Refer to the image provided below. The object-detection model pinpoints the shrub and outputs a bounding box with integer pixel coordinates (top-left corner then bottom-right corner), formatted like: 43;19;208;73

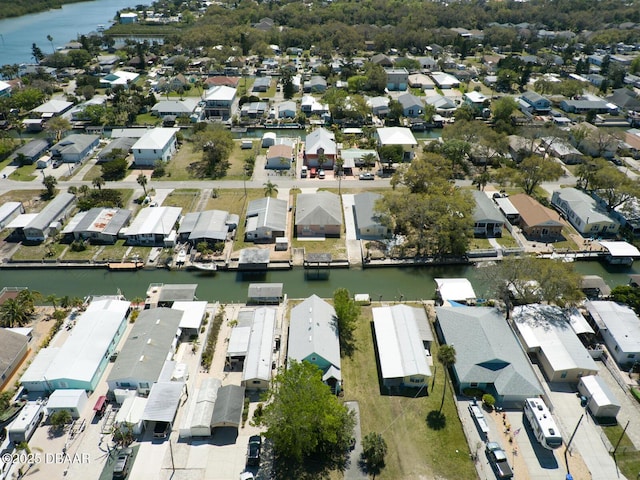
482;394;496;409
631;387;640;404
242;397;250;427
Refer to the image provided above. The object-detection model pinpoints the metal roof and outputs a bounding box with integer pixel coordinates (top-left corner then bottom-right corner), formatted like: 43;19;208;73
189;378;221;430
126;206;182;237
472;190;505;223
584;301;640;353
46;389;86;411
436;307;543;398
71;208;132;236
141;381;185;422
353;192;383;230
10;138;49;160
295;192;342;226
98;137;137;159
246;197;288;234
210;385;245;428
376;127;417;146
552;188;614;226
248;283;283;299
228;327;252;357
158;284;198;303
172;301;207;331
51;134;99;155
0;329;29;379
305;127;336;156
25;192;75;232
179;210;229;241
435;278;476;303
579;375;620;409
132;128;179;151
243;307;276;384
373;305;431;380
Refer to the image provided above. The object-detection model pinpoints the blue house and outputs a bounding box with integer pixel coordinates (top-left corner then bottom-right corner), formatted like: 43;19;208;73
398;93;424;118
50;134;100;163
520;90;551;113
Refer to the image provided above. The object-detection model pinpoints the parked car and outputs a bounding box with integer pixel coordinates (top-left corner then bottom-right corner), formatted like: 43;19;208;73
52;159;62;169
153;421;170;439
359;172;375;180
113;448;133;478
318;169;325;179
247;435;262;466
485;442;513;479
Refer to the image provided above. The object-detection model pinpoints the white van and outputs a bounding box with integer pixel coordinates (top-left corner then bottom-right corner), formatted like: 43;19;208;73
300;166;308;178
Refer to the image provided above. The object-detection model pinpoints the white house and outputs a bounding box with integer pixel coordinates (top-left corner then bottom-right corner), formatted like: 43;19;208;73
551;188;619;236
585;301;640;367
124;206;182;246
132;127;180;166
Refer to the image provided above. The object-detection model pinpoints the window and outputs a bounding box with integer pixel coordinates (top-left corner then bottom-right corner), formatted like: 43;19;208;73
252;380;261;384
140;382;149;389
628;354;636;359
560;372;567;379
470;382;478;388
615;345;620;352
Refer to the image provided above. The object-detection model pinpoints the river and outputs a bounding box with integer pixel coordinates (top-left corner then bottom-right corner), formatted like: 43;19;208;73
0;0;144;67
1;261;637;303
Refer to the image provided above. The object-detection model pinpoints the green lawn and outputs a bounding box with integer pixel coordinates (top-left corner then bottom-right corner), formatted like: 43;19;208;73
12;242;65;261
237;78;255;97
162;141;200;181
341;305;478;480
60;244;102;261
82;163;104;182
163;189;201;212
9;163;38;181
127;246;152;262
602;424;640;479
98;239;131;263
469;238;492;250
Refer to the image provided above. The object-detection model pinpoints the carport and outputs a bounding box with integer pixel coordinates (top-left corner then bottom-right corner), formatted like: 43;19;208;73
210;385;245;429
141;381;185;430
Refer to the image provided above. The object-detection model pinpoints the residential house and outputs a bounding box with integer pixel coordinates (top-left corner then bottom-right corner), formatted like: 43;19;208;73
520;90;552;113
541;137;585;164
203;85;236;120
398;93;424;118
551;188;619;236
99;70;139;87
371;54;393;67
584;301;640;367
509;193;564;240
244;197;288;242
425;94;457;115
368;96;390;117
0;329;29;390
21;298;130;392
512;304;599;382
303;76;327;94
21;192;76;242
375;127;418;161
51;134;100;163
151;99;199;118
8;139;50;165
463;91;489;114
252;76;272;93
435;307;543;408
571;122;618;159
408;74;435;90
0;202;24;229
62;208;132;244
304;127;337;168
340;148;378;168
132;127;179;166
385;68;409;91
277;101;297;119
265;144;293;170
0;80;12;97
178;210;233;246
416;56;437;71
373;305;432;390
31;99;73;119
606;88;640;113
288;295;341;393
97;137;136;162
610;196;640;236
240;101;268;119
472;191;505;237
560;98;618;115
119;12;138;23
240;308;277;391
353;192;388;239
300;95;330;119
430;72;460;89
247;283;283;305
107;308;182;394
295;192;342;238
203;76;240;89
124;206;182;246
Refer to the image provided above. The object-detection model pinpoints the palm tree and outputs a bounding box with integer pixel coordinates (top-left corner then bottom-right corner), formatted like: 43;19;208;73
361;152;377;172
0;299;31;328
263;180;278;198
79;185;90;197
92;176;105;191
43;175;57;197
46;35;54;54
46;294;59;311
137;172;148;196
17;289;41;313
437;344;457;413
60;296;71;309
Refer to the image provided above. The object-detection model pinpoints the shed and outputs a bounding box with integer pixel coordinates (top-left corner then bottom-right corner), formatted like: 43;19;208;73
183;377;221;437
261;132;276;148
114;396;147;435
210;385;245;429
238;248;270;270
578;375;621;418
46;389;88;419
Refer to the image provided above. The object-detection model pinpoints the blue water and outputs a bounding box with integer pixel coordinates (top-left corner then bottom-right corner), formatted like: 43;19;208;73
0;0;144;66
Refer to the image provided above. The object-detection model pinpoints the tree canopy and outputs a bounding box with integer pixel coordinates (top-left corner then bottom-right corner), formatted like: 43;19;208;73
332;288;360;357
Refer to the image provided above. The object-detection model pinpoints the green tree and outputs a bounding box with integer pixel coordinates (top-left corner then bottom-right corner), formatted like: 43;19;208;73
137;172;148;196
49;410;72;431
43;175;57;197
591;166;639;211
332;288;360;357
92;176;105;191
101;157;128;181
491;96;518;124
258;360;355;464
0;298;32;328
192;124;235;178
361;432;388;478
505;156;564;195
32;43;44;63
46;294;59;311
45;116;71;143
610;285;640;314
441;139;471;178
263;180;278;198
437;344;457;412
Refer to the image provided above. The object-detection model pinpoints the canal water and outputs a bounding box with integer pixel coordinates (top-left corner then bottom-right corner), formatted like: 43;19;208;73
0;0;143;66
1;260;637;303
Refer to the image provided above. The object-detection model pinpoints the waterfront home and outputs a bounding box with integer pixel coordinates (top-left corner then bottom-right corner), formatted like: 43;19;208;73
146;284;198;308
472;190;505;237
463;91;489;114
353;192;388;239
247;283;284;305
0;80;11;97
172;301;208;339
384;68;409;91
31;99;73;119
300;95;330;118
509;193;564;240
398;93;424;118
132;127;179;166
585;300;640;368
0;328;29;390
21;192;76;242
151;99;199;118
295;192;342;238
512;304;599;382
178;209;233;246
373;305;432;390
51;134;100;163
238;307;276;390
304;127;337;168
252;76;272;93
375;127;418;161
0;202;24;229
107;307;182;395
368;96;390;117
551;188;619;236
124;206;182;246
119;12;138;23
425;94;457;115
21;298;130;392
435;307;544;408
277;101;297;119
8;138;49;165
99;70;139;87
245;197;288;242
240;101;269;119
203;85;236;120
61;207;132;244
289;295;341;393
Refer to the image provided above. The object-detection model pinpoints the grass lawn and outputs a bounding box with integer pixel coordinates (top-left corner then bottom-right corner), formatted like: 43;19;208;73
136;112;162;126
162;141;200;181
237;78;255;97
341;305;478;480
497;231;519;248
128;246;153;262
0;190;46;210
226;141;257;180
60;244;102;261
9;163;38;181
12;242;66;261
602;424;640;479
290;237;347;258
98;239;131;262
226;190;273;251
469;237;492;250
205;189;258;215
163;189;201;212
82;163;103;182
551;226;581;251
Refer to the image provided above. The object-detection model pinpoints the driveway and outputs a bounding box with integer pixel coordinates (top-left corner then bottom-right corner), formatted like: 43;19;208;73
344;401;367;480
341;194;362;266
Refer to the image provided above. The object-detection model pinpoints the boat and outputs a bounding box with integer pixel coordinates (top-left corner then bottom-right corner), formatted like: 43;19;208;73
176;250;187;264
191;262;217;272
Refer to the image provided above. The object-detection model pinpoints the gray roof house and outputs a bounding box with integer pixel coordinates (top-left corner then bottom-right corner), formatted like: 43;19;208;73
97;137;137;162
22;192;76;242
436;306;543;408
50;134;100;163
62;207;132;244
295;192;342;238
551;188;619;236
178;210;232;245
584;301;640;367
512;304;599;383
303;76;327;93
245;197;288;243
353;192;388;239
151;99;199;118
124;206;182;246
278;100;297;119
0;329;29;390
106;308;182;394
289;295;341;393
520;90;551;113
368;96;390;117
398;93;424;118
472;190;505;237
252;76;272;92
0;202;25;229
9;139;50;165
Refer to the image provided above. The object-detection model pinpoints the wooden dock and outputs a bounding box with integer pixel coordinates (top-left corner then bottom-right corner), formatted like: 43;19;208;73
108;262;143;271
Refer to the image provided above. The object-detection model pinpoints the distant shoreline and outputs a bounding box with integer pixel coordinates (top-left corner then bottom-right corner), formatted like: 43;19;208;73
0;0;89;21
